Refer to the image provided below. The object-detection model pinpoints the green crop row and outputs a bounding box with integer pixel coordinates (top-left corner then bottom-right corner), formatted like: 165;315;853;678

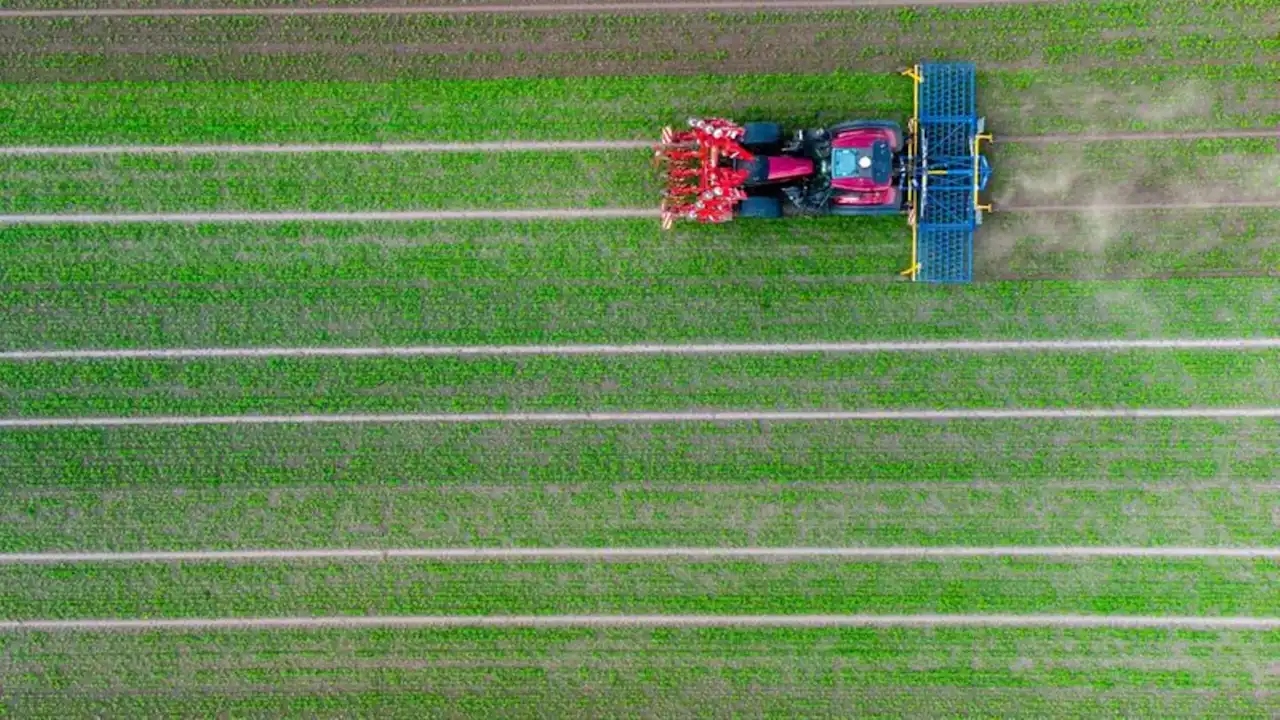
0;209;1273;297
5;469;1278;552
2;418;1275;491
1;212;1273;290
0;150;657;213
4;557;1276;619
0;72;909;144
8;686;1267;719
989;63;1279;135
3;0;1278;84
3;626;1273;716
2;349;1277;417
14;0;1279;38
0;217;907;286
8;29;1270;82
1;64;1276;145
2;275;1276;349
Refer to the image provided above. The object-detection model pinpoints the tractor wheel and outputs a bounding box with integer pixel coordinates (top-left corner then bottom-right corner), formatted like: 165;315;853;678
741;122;783;151
737;195;783;219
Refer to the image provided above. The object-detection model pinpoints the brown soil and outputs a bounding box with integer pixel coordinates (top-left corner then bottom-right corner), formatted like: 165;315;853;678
0;0;1114;15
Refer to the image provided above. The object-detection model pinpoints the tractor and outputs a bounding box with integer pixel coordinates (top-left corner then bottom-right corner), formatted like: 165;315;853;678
654;63;993;283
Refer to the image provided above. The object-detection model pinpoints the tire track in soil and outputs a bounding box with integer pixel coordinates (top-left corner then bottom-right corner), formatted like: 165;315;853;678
0;199;1276;225
3;614;1278;632
0;1;1107;20
998;129;1280;144
4;338;1280;362
2;546;1277;565
2;408;1279;428
981;269;1280;282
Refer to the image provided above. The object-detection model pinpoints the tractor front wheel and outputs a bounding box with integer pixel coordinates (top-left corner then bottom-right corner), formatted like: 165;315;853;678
741;122;783;152
737;195;783;219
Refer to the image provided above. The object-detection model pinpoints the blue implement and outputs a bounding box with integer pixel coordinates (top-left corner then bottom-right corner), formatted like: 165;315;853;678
905;62;993;284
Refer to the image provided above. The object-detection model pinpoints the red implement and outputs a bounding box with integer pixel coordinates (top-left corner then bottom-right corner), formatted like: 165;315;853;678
657;118;754;228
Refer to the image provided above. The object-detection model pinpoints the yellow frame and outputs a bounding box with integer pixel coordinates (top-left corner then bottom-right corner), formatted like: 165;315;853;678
899;64;922;281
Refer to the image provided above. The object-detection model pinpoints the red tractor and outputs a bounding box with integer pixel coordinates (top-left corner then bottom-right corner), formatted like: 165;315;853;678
655;117;909;227
655;64;994;284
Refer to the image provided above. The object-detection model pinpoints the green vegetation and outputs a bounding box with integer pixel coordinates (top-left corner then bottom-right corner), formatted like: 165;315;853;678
0;150;657;213
6;210;1273;298
2;418;1275;491
4;627;1274;716
0;1;1277;712
2;0;1278;85
0;217;908;286
5;468;1278;552
3;275;1276;348
3;557;1275;618
1;63;1276;146
2;350;1277;416
0;73;910;144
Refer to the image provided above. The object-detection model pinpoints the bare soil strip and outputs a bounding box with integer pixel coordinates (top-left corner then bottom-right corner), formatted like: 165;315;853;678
0;1;1098;20
4;338;1279;362
2;614;1277;632
2;546;1276;565
1004;200;1280;213
1;200;1276;225
999;129;1280;144
0;209;659;224
0;141;657;156
0;130;1272;156
2;408;1278;428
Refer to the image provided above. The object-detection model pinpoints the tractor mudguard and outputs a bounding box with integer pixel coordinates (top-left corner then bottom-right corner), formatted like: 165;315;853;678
828;205;905;217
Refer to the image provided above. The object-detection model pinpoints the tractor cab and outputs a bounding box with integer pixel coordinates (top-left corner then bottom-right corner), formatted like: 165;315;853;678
830;143;893;190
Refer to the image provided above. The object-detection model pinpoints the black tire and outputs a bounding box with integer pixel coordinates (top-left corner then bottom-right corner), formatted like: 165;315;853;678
741;122;783;150
737;195;783;219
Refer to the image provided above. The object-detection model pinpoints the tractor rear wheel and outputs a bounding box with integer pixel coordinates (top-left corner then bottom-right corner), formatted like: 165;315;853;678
737;195;783;219
741;122;783;151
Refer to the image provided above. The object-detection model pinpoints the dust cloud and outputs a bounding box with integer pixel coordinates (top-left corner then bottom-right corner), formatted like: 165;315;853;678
982;76;1279;281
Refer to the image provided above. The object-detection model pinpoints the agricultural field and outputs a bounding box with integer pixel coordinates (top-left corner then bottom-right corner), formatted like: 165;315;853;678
0;0;1278;716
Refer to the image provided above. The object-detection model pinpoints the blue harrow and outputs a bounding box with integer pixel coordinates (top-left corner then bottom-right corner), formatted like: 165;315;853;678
901;62;993;284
